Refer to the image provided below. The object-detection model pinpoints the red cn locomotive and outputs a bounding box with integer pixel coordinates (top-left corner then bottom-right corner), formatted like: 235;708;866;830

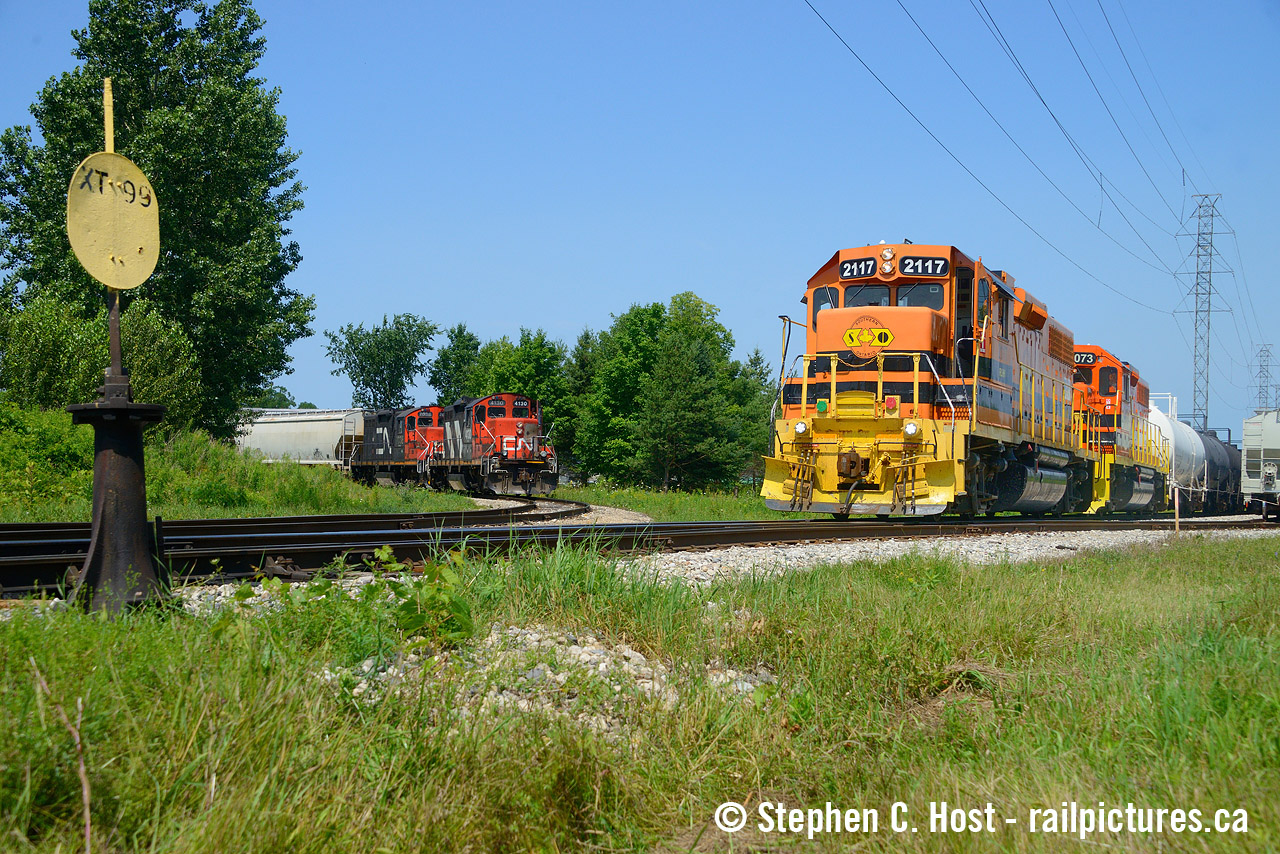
349;393;558;496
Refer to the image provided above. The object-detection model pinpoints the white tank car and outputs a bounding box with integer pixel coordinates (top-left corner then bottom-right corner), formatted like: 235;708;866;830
1149;406;1207;489
236;409;364;465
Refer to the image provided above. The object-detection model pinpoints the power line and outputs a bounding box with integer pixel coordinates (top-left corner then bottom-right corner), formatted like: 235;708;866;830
1094;0;1199;194
1113;0;1215;189
799;0;1174;315
1216;213;1264;346
892;0;1175;276
968;0;1180;241
1045;0;1182;224
1064;0;1183;185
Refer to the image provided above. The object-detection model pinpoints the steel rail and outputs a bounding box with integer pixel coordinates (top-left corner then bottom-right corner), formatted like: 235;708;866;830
0;498;589;556
0;512;1267;599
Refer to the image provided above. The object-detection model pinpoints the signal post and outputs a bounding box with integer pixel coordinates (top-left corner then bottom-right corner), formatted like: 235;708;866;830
65;79;166;613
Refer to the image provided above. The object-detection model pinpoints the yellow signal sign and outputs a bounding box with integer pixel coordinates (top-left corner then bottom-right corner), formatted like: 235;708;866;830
66;151;160;290
843;326;894;349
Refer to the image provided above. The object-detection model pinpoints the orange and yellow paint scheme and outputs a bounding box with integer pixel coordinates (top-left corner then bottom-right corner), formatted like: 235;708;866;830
761;243;1166;517
1071;345;1168;512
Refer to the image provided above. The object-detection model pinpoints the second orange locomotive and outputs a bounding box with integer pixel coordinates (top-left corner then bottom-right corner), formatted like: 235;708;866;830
761;242;1168;517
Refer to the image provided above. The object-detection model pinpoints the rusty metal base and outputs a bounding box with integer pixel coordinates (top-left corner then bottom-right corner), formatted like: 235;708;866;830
67;383;165;614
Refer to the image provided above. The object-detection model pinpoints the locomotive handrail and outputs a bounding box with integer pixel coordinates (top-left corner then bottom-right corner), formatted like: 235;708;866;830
920;353;957;432
1015;364;1072;448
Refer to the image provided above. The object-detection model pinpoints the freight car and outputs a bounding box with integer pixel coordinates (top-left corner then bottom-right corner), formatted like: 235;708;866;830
348;393;558;496
1242;409;1280;521
1148;394;1243;515
235;408;364;465
760;242;1169;517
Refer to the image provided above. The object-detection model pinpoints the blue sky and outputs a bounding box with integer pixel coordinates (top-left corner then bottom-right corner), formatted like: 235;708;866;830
3;0;1277;435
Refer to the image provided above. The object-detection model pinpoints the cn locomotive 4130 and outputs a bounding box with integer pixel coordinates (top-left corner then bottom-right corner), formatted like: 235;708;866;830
761;242;1240;518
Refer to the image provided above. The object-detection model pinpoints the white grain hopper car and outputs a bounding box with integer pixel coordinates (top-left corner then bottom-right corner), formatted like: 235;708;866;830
1242;409;1280;521
235;409;363;466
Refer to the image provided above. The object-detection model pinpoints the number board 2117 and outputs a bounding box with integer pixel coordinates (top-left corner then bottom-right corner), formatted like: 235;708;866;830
899;257;949;276
839;258;876;279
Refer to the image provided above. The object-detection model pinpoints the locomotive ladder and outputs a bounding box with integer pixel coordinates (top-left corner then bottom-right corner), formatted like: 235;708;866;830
788;448;819;511
891;454;929;514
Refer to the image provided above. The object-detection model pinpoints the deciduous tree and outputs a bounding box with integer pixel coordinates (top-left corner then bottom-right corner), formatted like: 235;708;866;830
324;313;438;409
0;294;202;432
0;0;314;435
428;323;481;407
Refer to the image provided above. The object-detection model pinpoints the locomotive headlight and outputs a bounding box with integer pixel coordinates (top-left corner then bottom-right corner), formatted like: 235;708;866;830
881;247;894;260
903;421;921;438
881;261;893;274
794;421;808;436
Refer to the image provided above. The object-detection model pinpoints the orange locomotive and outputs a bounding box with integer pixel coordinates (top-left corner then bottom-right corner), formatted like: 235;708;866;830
1071;346;1166;512
761;243;1168;517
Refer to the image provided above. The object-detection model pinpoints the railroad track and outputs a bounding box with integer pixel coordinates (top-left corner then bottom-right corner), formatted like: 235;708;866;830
0;497;589;596
0;503;1268;599
0;507;1264;601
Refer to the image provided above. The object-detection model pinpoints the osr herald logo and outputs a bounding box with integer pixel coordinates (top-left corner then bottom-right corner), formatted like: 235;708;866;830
843;315;894;359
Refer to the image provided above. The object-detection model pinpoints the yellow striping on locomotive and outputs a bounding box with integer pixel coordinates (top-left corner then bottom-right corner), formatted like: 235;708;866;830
762;243;1170;518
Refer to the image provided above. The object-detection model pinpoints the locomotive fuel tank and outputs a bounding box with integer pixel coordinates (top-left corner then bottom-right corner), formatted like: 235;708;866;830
992;464;1069;513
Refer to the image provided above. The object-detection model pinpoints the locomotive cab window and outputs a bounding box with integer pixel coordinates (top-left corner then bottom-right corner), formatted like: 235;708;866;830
953;267;974;378
474;405;486;424
1099;366;1118;396
512;402;530;418
488;404;506;419
407;415;417;433
896;283;944;309
1074;366;1093;386
843;285;890;308
812;286;838;329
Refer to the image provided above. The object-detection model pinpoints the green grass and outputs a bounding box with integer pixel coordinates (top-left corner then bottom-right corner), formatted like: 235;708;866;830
3;533;1277;851
557;483;826;522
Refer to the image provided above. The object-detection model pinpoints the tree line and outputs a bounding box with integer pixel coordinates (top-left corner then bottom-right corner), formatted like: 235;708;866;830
0;0;775;491
0;0;310;437
324;292;776;490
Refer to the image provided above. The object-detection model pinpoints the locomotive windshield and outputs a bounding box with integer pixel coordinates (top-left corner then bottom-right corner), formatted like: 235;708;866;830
1074;366;1093;386
844;285;890;307
896;283;945;309
513;402;530;418
488;403;506;418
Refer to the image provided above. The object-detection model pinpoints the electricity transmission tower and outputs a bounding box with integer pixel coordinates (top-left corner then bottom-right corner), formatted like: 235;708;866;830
1187;194;1223;432
1260;344;1275;412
